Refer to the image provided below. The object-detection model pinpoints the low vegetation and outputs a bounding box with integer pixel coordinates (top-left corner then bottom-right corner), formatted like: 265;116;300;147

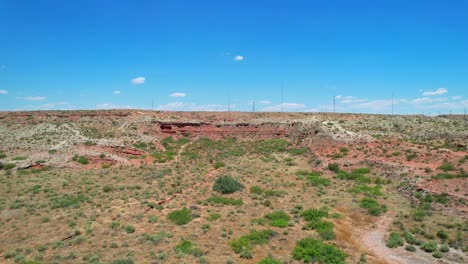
167;208;192;225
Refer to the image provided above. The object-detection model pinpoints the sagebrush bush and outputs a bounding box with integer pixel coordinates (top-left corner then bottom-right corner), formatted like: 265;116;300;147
359;197;387;216
264;211;291;228
328;163;340;173
206;196;243;206
292;237;346;263
175;239;203;257
213;176;244;194
386;232;404;248
258;257;282;264
167;207;192;225
230;229;274;255
421;242;438;253
213;161;225;169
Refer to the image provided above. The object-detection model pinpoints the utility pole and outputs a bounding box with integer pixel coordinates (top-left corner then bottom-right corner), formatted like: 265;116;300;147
464;105;466;121
151;99;154;110
252;101;255;113
333;95;336;113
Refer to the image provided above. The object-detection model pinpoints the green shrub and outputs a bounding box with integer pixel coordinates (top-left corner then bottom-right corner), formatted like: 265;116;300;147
306;172;331;187
439;244;449;252
431;172;467;179
167;207;192;225
13;156;27;160
50;194;88;209
305;220;335;240
72;155;89;165
437;163;455;172
433;193;450;205
0;152;6;159
250;186;263;194
292;237;346;263
206;196;243;206
437;230;448;240
175;239;203;257
3;251;16;259
300;207;335;240
214;161;225;169
432;251;443;258
421;242;438;253
359;198;387;216
142;231;171;244
148;215;158;223
328;163;340;173
125;225;135;233
258;257;282;264
207;213;221;222
386;232;404;248
300;207;329;222
213;176;244;194
352;168;371;174
102;185;113;192
348;185;383;197
403;231;417;245
413;203;432;221
230;229;274;255
405;245;416;252
289;148;307;155
406;153;417;161
3;163;16;170
264;211;291;228
239;250;253;259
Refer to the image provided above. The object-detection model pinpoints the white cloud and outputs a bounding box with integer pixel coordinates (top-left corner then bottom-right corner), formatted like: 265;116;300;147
337;96;368;104
260;100;271;104
262;102;306;112
451;96;462;100
234;55;244;61
349;99;394;110
318;95;397;113
422;88;447;96
0;90;8;94
18;102;73;111
37;102;71;110
156;102;230;111
96;103;134;109
410;97;447;105
170;92;186;98
131;77;145;84
17;96;47;101
113;90;121;94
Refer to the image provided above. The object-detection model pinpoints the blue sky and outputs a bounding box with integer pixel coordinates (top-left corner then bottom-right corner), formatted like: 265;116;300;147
0;0;467;114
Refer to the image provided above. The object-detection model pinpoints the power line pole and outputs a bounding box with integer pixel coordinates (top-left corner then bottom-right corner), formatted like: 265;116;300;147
464;105;466;121
333;95;336;113
252;101;255;112
151;99;154;110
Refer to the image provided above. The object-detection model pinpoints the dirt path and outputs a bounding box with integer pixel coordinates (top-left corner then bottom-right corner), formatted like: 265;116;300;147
361;212;433;264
